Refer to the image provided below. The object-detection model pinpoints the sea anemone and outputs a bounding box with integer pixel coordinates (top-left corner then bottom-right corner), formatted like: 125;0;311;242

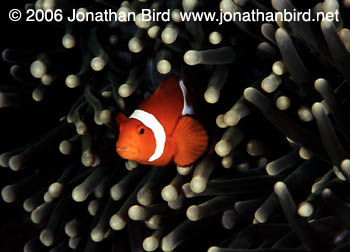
1;0;350;251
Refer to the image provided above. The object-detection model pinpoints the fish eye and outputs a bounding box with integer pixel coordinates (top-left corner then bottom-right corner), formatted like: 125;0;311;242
139;128;145;135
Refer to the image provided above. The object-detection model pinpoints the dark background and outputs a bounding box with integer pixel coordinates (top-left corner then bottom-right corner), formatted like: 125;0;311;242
0;2;66;251
1;1;349;251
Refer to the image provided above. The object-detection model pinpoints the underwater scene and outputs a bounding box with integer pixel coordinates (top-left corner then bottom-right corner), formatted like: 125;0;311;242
1;0;350;251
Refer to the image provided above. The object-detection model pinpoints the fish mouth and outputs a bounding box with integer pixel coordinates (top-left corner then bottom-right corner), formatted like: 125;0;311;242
116;145;137;160
116;145;136;154
116;146;130;152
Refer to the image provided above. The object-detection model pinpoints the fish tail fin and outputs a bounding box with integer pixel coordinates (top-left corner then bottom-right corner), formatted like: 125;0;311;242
173;116;208;167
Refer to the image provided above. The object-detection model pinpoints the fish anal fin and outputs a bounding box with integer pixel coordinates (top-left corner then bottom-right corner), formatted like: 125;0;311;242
115;112;128;126
173;116;208;167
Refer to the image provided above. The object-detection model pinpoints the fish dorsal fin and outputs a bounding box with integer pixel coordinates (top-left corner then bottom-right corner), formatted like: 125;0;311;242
152;75;194;116
173;116;208;167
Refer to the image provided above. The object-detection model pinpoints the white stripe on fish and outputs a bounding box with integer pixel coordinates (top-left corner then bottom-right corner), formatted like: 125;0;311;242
129;109;166;162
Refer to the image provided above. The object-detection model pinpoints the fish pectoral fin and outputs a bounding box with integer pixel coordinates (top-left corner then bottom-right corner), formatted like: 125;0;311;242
173;116;208;167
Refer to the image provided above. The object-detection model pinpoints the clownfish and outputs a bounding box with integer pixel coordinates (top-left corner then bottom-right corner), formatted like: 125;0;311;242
115;75;208;167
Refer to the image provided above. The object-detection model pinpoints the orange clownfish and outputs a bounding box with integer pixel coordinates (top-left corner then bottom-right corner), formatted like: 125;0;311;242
115;75;208;167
